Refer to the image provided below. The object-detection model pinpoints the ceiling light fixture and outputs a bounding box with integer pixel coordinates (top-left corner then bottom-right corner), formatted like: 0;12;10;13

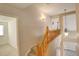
64;9;68;36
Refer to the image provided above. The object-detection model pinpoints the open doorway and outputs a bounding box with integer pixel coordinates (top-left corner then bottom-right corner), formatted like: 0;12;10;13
0;15;18;56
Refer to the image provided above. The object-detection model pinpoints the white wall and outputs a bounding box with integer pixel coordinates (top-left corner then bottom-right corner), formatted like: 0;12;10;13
0;15;17;48
0;4;56;55
8;19;17;48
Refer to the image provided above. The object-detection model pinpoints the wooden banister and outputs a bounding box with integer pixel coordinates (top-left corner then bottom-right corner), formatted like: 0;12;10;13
26;26;60;56
36;26;60;56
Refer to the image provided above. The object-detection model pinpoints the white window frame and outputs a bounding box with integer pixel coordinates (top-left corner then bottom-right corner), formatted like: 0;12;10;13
0;25;4;36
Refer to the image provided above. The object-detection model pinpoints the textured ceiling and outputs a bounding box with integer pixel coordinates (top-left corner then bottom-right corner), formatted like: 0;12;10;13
8;3;33;9
35;3;76;16
7;3;75;16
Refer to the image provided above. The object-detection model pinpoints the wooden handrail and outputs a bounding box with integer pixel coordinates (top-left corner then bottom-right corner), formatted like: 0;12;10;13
26;26;60;56
36;26;60;56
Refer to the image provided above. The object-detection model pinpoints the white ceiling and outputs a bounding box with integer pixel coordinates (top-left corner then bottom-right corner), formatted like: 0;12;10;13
7;3;75;16
35;3;76;16
0;15;16;22
8;3;32;9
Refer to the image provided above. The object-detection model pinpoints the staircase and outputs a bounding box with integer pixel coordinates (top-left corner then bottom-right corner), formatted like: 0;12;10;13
26;26;60;56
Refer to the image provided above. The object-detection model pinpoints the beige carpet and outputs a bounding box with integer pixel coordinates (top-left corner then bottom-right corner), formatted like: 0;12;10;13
0;44;18;56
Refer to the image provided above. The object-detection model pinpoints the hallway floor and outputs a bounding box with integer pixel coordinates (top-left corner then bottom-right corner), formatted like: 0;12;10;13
0;44;18;56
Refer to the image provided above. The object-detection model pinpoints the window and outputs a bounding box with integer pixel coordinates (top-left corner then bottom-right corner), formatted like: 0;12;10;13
0;25;4;36
63;14;77;31
48;17;60;30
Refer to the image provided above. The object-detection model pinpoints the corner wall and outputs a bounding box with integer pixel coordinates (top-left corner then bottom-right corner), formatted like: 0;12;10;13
0;4;57;56
0;4;44;55
8;19;17;48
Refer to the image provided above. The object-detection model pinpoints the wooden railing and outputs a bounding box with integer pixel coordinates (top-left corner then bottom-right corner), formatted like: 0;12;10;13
36;26;60;56
25;26;60;56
